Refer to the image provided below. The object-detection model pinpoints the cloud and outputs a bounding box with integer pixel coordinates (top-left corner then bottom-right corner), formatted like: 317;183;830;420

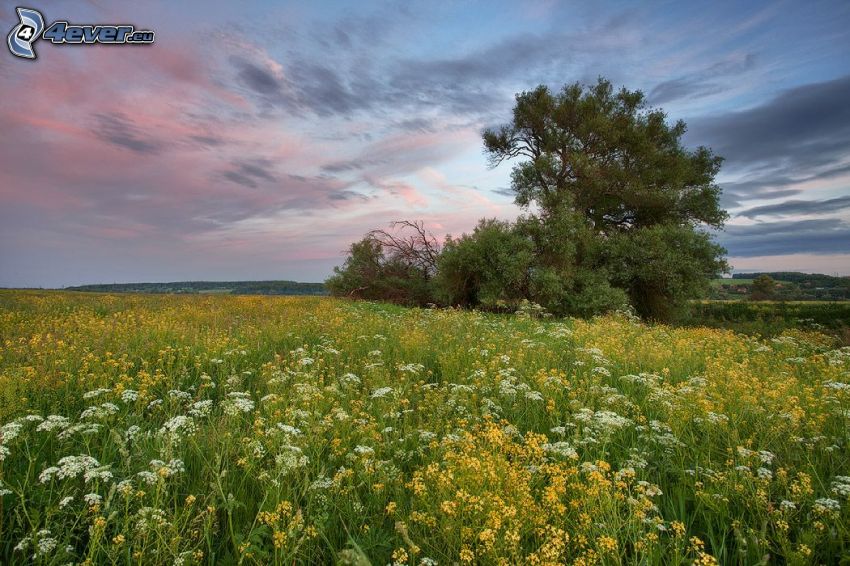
188;135;225;148
328;190;370;201
738;195;850;218
235;58;283;95
92;112;163;155
649;53;757;104
321;158;386;174
3;1;849;285
689;74;850;171
718;219;850;256
228;12;641;120
231;53;376;117
718;164;850;208
685;74;850;213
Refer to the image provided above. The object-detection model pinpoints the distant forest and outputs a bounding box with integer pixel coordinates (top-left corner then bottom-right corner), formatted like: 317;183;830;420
711;272;850;301
56;272;850;301
65;281;327;296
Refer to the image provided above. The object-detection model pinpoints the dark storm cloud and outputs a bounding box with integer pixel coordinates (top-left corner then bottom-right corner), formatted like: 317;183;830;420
231;55;377;116
222;170;258;189
383;26;613;115
395;118;435;133
92;112;163;155
649;79;725;105
738;195;850;218
719;219;850;256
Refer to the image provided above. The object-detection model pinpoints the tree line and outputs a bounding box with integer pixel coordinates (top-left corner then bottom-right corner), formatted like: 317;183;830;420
327;78;728;321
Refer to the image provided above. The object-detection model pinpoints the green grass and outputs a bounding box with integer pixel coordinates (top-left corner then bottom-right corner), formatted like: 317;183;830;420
684;300;850;344
711;278;753;286
0;291;848;564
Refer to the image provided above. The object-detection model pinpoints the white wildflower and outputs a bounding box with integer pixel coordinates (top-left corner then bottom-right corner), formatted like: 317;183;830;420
188;400;213;418
222;392;255;415
83;493;102;507
543;441;578;460
371;387;393;399
37;415;70;432
80;402;119;420
120;389;139;403
158;415;196;440
83;388;111;399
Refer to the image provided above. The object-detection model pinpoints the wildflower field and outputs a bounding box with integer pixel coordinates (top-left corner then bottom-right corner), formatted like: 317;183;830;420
1;291;849;565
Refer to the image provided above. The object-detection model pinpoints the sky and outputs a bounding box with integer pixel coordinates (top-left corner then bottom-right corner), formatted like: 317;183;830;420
1;0;849;287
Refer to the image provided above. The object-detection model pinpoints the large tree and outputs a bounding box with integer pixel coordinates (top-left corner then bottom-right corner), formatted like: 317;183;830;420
483;78;728;319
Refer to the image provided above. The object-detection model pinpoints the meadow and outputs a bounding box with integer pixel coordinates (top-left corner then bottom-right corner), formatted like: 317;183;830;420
0;291;848;565
684;301;850;345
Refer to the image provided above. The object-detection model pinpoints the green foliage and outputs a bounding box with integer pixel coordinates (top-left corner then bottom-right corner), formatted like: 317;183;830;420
711;273;850;301
2;291;850;564
483;79;727;230
331;78;728;321
325;237;433;306
436;219;534;308
750;274;776;301
684;300;850;343
483;78;728;320
605;224;728;321
436;211;629;317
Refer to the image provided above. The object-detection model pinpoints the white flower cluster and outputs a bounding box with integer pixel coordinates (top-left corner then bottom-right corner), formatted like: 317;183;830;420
371;386;394;399
158;415;197;441
168;389;193;402
813;497;841;513
543;440;578;460
574;408;632;442
80;403;119;420
121;389;139;403
39;455;104;484
57;422;101;441
275;445;309;474
149;458;185;478
188;399;214;418
339;372;361;385
14;528;58;558
222;392;255;415
83;492;102;507
82;388;111;399
831;476;850;498
135;506;169;533
36;415;70;432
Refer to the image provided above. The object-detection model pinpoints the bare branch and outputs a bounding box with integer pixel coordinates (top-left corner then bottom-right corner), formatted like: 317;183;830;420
367;220;441;278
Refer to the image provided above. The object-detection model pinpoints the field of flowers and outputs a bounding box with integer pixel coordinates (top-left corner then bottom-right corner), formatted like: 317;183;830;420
0;291;848;565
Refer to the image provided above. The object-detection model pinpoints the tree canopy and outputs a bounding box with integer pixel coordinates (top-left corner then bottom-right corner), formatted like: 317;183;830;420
483;79;727;231
328;78;729;321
